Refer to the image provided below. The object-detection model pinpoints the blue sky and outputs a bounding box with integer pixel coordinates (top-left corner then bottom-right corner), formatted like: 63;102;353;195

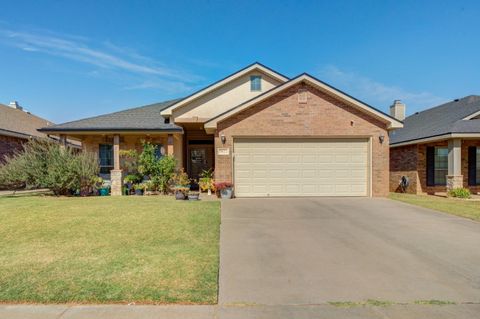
0;0;479;123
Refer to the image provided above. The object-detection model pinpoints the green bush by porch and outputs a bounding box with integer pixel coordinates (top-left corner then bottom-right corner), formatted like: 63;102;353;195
0;195;220;304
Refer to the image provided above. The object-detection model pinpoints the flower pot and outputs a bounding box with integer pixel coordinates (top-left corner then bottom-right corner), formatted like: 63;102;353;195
175;191;186;200
135;189;144;196
188;193;200;201
220;187;233;199
99;188;109;196
207;189;212;196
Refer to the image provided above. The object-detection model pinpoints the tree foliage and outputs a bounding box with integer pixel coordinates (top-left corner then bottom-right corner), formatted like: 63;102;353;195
138;141;177;193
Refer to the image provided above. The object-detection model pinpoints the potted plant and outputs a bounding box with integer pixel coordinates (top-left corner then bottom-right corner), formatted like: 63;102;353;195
198;169;215;196
215;182;233;199
98;179;111;196
133;183;145;196
188;191;200;201
171;168;191;200
144;180;157;195
124;174;142;194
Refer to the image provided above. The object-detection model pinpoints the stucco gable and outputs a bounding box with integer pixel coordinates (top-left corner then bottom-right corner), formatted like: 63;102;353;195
160;62;288;119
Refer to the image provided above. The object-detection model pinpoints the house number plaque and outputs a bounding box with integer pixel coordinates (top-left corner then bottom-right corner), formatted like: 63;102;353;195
217;148;230;156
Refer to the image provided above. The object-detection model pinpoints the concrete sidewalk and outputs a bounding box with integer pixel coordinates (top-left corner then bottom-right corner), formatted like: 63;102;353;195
1;303;480;319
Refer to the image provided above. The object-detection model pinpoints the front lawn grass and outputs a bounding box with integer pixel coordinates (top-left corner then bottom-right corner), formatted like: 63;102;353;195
0;195;220;304
389;193;480;221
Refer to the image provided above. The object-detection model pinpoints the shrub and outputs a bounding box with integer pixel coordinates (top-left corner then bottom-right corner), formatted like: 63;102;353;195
137;141;177;193
119;149;139;175
155;155;177;193
71;151;100;196
124;174;142;185
0;139;98;196
448;187;471;199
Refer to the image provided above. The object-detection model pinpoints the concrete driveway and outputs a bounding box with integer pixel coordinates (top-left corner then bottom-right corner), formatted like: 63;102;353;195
219;197;480;306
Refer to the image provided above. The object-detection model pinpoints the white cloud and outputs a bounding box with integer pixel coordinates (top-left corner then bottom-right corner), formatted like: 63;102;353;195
124;79;198;94
317;65;447;112
0;28;201;93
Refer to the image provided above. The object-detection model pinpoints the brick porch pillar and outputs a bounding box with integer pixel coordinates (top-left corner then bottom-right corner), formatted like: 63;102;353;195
110;134;123;196
447;138;463;191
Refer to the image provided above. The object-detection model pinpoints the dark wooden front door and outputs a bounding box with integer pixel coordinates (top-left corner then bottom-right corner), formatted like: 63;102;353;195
188;145;214;180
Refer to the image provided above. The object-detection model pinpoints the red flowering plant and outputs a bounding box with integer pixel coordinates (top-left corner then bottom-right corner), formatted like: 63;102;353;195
214;182;233;198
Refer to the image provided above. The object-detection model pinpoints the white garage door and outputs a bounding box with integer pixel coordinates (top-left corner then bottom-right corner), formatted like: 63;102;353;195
234;138;369;197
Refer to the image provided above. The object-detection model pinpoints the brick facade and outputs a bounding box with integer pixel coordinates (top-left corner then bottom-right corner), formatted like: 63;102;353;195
0;135;26;163
214;83;390;197
390;140;480;194
389;144;419;193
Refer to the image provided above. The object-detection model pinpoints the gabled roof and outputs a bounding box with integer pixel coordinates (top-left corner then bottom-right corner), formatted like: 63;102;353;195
390;95;480;146
160;62;289;116
39;99;183;133
0;103;52;139
204;73;403;130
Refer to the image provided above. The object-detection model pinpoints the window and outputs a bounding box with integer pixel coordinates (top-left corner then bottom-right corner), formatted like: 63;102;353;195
250;75;261;91
154;144;165;159
470;147;480;185
433;147;448;185
99;144;113;174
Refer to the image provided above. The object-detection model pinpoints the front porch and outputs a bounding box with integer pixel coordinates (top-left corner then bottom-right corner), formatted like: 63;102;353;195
69;125;215;195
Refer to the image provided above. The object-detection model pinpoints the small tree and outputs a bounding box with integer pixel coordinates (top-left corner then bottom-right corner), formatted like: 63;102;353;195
138;141;177;193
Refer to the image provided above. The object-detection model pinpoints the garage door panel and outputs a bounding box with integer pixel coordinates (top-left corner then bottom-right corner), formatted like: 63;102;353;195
234;138;369;197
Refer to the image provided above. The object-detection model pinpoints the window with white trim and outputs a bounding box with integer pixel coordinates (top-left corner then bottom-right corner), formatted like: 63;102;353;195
250;75;261;91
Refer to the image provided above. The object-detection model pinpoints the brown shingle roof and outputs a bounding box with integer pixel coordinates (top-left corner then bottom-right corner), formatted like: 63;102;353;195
0;103;53;139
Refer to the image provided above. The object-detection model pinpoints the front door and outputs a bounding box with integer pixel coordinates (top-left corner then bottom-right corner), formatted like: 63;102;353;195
189;145;214;180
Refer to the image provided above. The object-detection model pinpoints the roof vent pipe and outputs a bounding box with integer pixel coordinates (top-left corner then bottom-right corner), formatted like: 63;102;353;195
9;101;23;111
390;100;406;121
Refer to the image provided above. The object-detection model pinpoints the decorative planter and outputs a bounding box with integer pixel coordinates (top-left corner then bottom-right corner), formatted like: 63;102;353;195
99;188;109;196
188;193;200;201
175;191;186;200
135;189;144;196
220;187;233;199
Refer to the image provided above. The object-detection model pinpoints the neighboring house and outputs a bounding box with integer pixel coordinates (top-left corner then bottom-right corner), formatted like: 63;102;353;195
0;101;54;162
390;96;480;194
39;62;403;197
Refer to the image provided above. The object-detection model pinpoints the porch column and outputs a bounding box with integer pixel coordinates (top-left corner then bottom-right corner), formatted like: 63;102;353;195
167;134;174;156
110;134;123;196
447;138;463;191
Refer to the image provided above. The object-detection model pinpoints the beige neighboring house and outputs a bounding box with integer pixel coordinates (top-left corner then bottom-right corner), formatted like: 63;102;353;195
39;62;403;197
0;101;61;163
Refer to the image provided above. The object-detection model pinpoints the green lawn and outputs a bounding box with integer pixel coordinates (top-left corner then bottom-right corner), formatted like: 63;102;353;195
0;195;220;304
389;193;480;221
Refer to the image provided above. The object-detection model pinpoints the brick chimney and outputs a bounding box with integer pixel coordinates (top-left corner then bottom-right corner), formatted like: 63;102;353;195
390;100;405;121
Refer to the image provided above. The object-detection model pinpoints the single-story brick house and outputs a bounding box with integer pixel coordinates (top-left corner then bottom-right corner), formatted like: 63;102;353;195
0;101;78;163
39;63;403;197
389;96;480;194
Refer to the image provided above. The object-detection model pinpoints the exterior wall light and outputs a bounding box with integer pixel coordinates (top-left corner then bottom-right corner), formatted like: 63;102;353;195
379;135;385;144
220;134;226;145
